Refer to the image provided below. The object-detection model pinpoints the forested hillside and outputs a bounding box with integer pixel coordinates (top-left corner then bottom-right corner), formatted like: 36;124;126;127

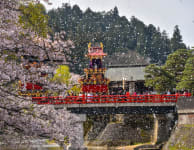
47;3;186;74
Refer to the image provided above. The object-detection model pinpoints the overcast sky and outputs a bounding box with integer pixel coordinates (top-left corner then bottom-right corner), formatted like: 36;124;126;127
43;0;194;47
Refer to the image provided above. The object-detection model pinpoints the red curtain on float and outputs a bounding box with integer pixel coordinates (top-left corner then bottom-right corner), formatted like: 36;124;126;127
26;83;43;90
82;84;108;93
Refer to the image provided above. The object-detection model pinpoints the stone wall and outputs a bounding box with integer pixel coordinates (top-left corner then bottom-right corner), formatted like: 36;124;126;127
176;96;194;110
85;114;154;147
163;96;194;150
178;114;194;125
177;96;194;125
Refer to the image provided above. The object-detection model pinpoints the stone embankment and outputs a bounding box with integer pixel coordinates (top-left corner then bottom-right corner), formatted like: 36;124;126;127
85;114;153;147
163;96;194;150
85;96;194;150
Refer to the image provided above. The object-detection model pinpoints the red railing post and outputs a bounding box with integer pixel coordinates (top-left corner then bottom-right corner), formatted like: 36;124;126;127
82;94;86;104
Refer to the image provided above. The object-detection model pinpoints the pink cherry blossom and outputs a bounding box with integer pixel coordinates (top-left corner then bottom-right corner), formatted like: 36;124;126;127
0;0;82;148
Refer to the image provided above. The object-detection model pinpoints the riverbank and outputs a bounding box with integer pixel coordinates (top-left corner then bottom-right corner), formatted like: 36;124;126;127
163;124;194;150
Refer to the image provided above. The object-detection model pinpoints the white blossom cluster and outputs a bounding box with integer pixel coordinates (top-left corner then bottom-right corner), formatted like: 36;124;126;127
0;0;82;147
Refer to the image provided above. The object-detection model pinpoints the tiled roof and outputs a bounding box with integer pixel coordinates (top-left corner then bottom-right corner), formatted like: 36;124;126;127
103;50;150;66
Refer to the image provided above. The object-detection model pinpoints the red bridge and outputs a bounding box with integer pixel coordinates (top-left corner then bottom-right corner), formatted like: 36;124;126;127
32;94;181;105
31;94;191;114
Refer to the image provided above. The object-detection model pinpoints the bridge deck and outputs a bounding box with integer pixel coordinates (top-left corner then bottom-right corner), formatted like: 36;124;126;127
32;94;178;105
31;94;184;114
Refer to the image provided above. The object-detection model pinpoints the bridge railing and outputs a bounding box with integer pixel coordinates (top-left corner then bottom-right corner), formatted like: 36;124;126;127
32;94;181;105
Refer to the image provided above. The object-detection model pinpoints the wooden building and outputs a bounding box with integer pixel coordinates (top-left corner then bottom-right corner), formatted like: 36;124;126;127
105;65;151;94
104;50;151;94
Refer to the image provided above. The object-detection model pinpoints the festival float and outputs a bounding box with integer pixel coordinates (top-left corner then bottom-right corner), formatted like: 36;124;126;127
79;42;109;95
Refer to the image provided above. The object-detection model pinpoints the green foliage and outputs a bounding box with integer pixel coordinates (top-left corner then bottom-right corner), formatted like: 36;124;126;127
177;55;194;93
145;64;174;93
164;49;191;83
69;85;81;96
19;3;49;37
51;65;71;85
145;49;193;93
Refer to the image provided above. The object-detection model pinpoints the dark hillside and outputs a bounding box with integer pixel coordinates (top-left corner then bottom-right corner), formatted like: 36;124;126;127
47;3;186;74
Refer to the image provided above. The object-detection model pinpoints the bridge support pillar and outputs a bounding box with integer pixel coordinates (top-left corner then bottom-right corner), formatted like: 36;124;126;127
67;114;87;150
156;113;176;144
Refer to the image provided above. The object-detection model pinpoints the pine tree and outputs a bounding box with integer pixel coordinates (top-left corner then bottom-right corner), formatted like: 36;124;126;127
142;24;157;62
177;54;194;93
113;6;119;16
163;49;191;86
144;64;174;93
170;25;186;52
160;30;171;64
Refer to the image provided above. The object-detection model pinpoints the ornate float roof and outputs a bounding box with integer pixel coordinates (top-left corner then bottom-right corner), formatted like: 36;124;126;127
87;42;107;57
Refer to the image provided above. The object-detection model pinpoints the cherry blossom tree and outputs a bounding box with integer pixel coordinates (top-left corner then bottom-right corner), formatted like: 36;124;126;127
0;0;83;149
